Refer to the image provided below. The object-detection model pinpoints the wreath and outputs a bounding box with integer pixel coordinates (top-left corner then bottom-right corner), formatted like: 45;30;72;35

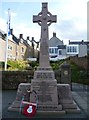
20;90;38;118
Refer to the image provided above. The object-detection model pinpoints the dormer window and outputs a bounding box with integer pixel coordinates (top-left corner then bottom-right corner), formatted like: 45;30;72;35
21;47;24;53
8;45;12;50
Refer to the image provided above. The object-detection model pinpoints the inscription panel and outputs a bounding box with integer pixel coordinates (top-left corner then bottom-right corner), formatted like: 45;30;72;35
38;94;52;102
38;67;52;70
38;81;52;102
36;72;53;79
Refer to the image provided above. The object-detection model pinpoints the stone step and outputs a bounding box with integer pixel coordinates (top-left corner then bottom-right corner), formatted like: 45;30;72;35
65;106;81;114
37;110;66;115
62;103;77;109
37;104;62;111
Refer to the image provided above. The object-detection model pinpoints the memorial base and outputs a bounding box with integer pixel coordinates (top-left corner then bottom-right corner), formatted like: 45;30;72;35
8;83;80;114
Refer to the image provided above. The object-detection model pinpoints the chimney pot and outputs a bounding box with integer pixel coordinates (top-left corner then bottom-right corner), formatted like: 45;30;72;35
53;32;56;37
27;36;29;40
19;34;23;39
10;29;13;35
32;37;34;41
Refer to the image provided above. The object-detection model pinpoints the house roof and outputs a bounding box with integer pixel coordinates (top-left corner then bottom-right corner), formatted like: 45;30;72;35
69;40;89;45
12;34;20;45
0;29;6;40
49;33;63;47
0;29;20;45
57;45;66;49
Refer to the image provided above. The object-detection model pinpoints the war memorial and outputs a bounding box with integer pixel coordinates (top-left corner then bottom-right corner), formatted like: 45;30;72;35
8;2;80;117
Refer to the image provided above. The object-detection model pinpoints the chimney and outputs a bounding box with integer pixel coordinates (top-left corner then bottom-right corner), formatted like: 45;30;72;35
10;29;13;35
82;40;84;44
27;36;29;40
19;34;23;39
32;37;34;41
53;32;56;37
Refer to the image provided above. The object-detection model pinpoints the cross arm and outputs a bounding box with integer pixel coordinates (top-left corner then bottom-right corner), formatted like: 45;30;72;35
47;15;57;23
33;15;42;23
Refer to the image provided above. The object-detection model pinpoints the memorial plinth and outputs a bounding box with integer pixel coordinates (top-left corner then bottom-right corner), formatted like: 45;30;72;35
8;2;80;115
31;69;61;111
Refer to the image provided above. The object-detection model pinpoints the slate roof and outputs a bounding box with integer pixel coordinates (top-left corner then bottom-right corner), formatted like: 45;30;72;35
49;33;63;47
57;45;66;49
0;29;6;40
12;34;19;45
10;29;29;46
0;29;29;46
69;40;89;53
69;40;89;45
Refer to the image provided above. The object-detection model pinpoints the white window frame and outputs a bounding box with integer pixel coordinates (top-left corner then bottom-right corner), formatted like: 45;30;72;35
49;47;58;55
66;45;79;54
58;49;62;55
8;45;12;50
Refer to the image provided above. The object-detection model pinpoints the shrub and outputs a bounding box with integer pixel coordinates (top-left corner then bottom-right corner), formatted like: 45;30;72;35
50;60;64;70
7;60;29;71
28;61;39;70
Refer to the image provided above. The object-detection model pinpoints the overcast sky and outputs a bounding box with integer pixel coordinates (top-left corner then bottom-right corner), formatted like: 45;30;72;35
0;0;88;45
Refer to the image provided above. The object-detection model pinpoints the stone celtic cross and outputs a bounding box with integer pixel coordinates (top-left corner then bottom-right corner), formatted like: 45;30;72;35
33;3;57;68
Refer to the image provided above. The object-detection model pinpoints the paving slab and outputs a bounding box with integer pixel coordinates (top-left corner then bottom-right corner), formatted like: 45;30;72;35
0;83;89;119
0;92;87;119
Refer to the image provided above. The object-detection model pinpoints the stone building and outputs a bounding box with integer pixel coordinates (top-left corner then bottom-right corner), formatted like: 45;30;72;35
49;33;67;60
0;29;37;62
0;30;6;62
68;40;88;57
49;33;88;61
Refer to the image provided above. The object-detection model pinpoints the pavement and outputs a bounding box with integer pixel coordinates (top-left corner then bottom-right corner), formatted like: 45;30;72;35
0;83;89;120
72;83;89;116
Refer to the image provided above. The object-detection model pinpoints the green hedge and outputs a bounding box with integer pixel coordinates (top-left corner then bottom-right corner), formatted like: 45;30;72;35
70;61;88;85
2;70;34;90
2;59;88;90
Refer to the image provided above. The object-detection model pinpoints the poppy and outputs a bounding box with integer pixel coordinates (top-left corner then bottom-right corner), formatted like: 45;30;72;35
23;103;36;117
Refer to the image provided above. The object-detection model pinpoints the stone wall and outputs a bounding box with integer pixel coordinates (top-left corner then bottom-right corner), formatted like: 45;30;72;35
2;71;34;90
2;70;62;90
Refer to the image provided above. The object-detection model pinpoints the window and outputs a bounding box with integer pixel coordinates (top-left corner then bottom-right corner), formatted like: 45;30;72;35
67;45;78;54
55;48;58;54
52;48;54;53
49;47;58;54
8;54;12;58
73;46;77;52
49;48;51;53
21;47;24;53
67;47;69;52
8;45;12;50
49;48;54;53
59;50;62;55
